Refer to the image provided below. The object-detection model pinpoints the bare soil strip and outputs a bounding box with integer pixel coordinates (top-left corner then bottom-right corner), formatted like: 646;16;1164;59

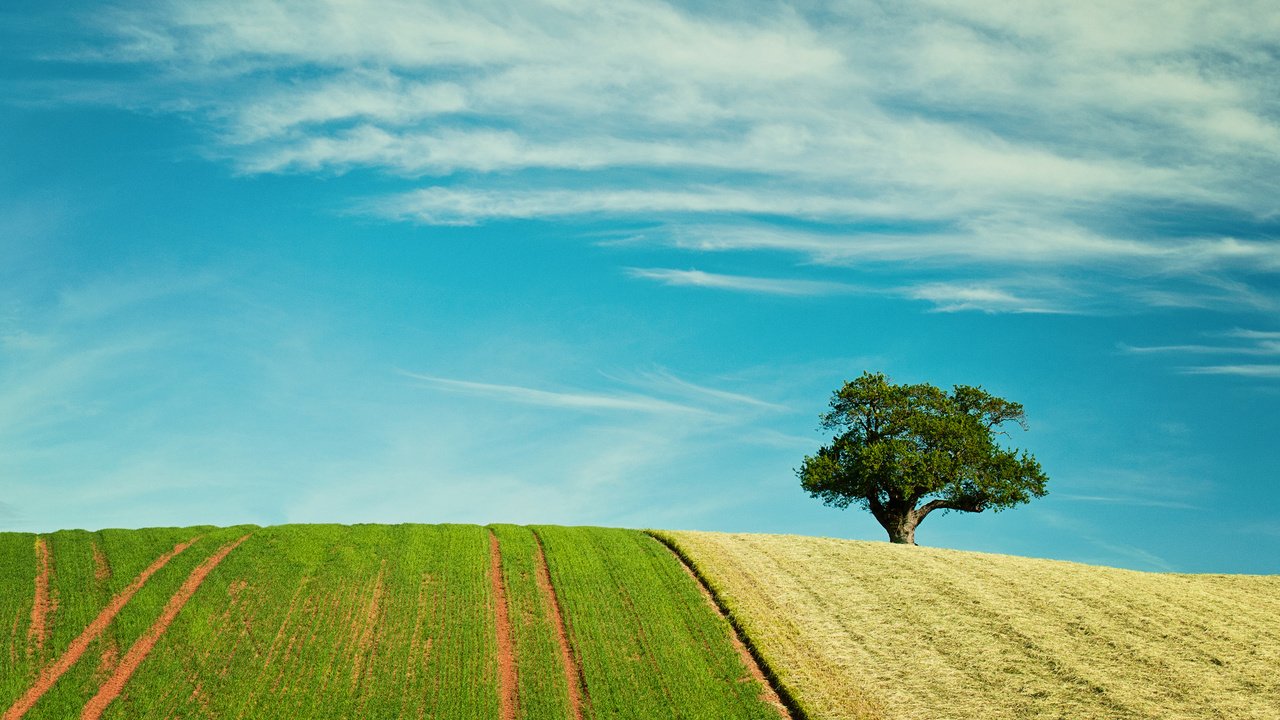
27;537;53;653
91;542;111;584
80;534;250;720
648;533;797;720
3;537;199;720
349;561;386;693
532;532;585;720
488;531;518;720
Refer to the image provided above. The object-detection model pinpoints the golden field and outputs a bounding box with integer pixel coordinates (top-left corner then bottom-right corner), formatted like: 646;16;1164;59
658;531;1280;720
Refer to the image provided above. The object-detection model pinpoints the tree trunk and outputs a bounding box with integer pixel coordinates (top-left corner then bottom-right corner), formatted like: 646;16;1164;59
882;512;918;545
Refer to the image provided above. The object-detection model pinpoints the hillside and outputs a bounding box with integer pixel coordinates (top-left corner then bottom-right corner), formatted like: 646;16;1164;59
3;525;1277;719
0;525;780;720
658;531;1280;720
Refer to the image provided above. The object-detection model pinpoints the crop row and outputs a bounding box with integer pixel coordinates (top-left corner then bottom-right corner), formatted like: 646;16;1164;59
491;524;576;720
1;527;240;718
100;524;499;719
1;525;780;719
534;526;780;720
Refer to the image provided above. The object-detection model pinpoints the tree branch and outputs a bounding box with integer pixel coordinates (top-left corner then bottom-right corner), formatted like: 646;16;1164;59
914;496;985;521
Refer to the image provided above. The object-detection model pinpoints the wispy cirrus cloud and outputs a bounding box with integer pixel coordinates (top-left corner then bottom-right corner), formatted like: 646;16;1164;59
626;267;1070;314
399;371;712;416
1123;327;1280;378
600;368;791;412
902;282;1072;315
23;0;1280;314
1053;494;1198;511
1122;328;1280;356
1179;364;1280;378
626;268;860;297
398;367;788;418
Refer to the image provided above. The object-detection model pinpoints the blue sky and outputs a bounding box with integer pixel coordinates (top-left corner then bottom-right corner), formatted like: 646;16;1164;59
2;0;1278;573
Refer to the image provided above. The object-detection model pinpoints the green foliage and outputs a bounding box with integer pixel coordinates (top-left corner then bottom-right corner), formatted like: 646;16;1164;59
799;371;1048;542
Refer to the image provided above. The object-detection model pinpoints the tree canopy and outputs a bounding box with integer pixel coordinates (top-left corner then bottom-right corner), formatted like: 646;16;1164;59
798;371;1048;544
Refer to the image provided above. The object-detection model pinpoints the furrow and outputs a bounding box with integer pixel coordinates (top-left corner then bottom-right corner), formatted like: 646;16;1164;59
647;531;802;720
80;534;251;720
26;538;53;655
532;531;585;720
489;531;518;720
2;537;199;720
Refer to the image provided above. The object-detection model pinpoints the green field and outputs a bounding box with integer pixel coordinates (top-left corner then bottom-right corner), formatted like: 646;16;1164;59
0;524;780;720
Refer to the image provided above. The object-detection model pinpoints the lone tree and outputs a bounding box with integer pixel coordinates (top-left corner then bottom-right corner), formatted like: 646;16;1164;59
798;371;1048;545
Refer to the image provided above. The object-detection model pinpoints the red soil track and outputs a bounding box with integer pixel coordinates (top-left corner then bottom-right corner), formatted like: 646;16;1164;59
2;537;199;720
533;533;585;720
80;534;251;720
91;542;111;583
489;531;518;720
27;537;53;653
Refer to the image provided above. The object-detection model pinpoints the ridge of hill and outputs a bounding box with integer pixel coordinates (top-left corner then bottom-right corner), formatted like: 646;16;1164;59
657;530;1280;720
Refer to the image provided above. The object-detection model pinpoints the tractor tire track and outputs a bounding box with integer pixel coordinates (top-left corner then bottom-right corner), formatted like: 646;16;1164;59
647;532;798;720
27;537;54;655
3;536;199;720
532;531;586;720
80;534;251;720
488;530;518;720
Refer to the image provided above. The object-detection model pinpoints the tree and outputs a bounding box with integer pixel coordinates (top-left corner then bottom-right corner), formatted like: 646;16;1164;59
798;371;1048;545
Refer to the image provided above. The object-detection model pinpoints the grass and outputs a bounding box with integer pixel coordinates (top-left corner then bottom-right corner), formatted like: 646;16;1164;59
491;524;576;720
1;524;778;720
657;530;1280;720
9;523;1275;719
0;527;219;718
23;527;246;720
534;526;780;720
0;533;39;706
105;523;498;719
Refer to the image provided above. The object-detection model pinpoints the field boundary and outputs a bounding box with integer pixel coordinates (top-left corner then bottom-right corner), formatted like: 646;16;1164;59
2;536;200;720
80;534;250;720
488;531;518;720
531;529;586;720
645;531;808;720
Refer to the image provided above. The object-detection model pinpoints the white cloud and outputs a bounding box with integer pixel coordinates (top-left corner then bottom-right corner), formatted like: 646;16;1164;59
902;282;1071;315
227;70;468;145
1226;328;1280;341
1180;364;1280;378
626;267;860;297
368;185;934;224
1053;494;1198;510
626;266;1078;314
1089;540;1178;573
32;0;1280;312
1121;342;1280;356
398;370;715;416
602;368;790;412
1123;327;1280;377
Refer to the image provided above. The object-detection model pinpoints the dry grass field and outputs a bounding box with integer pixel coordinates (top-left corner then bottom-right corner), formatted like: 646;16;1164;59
658;531;1280;720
